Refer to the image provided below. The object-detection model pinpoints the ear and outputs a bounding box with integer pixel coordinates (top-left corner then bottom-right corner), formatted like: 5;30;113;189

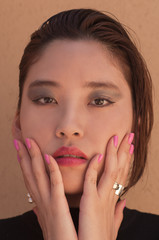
12;111;22;140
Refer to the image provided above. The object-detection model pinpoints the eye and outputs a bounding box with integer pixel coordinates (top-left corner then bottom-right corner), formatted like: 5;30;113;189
90;98;114;107
33;97;57;105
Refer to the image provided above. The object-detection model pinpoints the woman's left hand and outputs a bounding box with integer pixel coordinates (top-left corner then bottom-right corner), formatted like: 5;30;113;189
78;133;134;240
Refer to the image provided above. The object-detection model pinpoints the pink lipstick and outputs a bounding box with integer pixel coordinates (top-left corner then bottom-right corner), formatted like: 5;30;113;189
53;146;88;166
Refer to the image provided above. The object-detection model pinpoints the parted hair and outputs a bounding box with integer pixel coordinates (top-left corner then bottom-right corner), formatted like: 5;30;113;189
18;8;153;194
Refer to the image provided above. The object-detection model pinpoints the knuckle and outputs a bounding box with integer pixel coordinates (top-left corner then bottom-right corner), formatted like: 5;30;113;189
29;144;40;159
123;145;130;156
92;164;97;172
125;147;130;155
51;177;62;187
118;144;130;159
85;173;96;185
23;171;32;182
49;166;56;175
110;169;118;182
34;168;43;180
118;167;124;175
18;151;24;161
49;166;63;187
30;148;37;159
88;162;98;174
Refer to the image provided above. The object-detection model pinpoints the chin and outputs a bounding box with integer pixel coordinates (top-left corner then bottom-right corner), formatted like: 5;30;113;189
61;169;85;195
45;163;86;195
62;175;84;194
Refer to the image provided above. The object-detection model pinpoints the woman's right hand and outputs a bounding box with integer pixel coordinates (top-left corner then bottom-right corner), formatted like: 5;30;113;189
14;138;78;240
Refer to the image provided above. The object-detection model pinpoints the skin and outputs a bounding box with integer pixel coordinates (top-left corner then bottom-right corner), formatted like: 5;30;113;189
13;39;134;240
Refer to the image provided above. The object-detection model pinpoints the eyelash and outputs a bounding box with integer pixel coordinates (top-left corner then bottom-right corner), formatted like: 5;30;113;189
33;97;57;105
32;97;114;107
89;98;114;107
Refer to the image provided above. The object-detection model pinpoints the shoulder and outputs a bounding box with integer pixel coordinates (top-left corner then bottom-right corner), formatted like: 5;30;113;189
118;207;159;240
0;211;43;240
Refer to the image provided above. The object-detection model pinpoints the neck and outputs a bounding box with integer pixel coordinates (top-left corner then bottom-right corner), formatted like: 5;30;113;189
66;193;81;208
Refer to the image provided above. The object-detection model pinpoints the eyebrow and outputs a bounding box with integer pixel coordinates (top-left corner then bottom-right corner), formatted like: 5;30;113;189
28;79;120;92
29;80;61;89
83;81;120;91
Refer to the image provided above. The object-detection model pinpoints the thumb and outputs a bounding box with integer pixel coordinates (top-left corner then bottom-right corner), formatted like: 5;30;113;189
114;199;126;235
83;154;103;195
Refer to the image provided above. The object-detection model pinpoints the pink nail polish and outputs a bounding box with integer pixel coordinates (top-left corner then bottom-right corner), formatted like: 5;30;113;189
45;154;50;164
128;133;134;144
113;135;118;147
98;154;103;163
26;138;31;149
14;139;19;151
129;144;134;155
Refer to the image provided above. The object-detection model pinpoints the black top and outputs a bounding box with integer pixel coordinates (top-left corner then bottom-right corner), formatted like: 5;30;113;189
0;207;159;240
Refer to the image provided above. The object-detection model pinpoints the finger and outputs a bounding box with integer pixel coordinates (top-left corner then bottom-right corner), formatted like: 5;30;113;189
111;133;134;204
114;199;126;236
97;136;118;198
116;133;134;185
44;154;65;200
14;139;39;200
25;138;50;202
83;154;103;196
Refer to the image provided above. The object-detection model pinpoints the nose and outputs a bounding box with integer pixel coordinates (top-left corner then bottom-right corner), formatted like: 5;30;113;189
56;130;82;138
55;107;84;139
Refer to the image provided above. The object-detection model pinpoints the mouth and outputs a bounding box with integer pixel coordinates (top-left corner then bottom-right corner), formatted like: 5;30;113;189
53;146;88;166
56;154;85;159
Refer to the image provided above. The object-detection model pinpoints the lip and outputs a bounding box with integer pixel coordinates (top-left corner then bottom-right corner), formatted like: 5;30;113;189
53;146;88;166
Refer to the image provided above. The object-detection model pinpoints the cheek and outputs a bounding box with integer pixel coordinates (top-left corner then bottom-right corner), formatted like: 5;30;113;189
92;107;133;180
88;105;133;148
20;106;56;143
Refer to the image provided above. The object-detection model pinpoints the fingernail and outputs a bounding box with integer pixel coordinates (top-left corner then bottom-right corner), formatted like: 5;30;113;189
98;154;103;163
14;139;19;151
129;144;134;155
17;154;21;162
123;199;126;210
128;133;134;144
26;138;31;149
45;154;50;164
113;135;118;147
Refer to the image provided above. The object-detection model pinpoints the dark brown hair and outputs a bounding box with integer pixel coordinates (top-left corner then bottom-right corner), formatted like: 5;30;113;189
18;8;153;193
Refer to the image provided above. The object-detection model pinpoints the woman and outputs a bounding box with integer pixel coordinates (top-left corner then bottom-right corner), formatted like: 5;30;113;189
1;8;159;240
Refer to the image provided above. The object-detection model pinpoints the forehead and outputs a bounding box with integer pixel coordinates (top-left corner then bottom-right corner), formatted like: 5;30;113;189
25;39;130;91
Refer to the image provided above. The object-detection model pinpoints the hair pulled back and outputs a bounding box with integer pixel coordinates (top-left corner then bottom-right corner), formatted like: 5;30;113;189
18;8;153;194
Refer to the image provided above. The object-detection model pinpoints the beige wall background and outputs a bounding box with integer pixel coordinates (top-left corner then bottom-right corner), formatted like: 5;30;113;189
0;0;159;218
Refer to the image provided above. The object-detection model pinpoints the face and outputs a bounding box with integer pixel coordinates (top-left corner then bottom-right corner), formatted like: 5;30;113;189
16;39;133;196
